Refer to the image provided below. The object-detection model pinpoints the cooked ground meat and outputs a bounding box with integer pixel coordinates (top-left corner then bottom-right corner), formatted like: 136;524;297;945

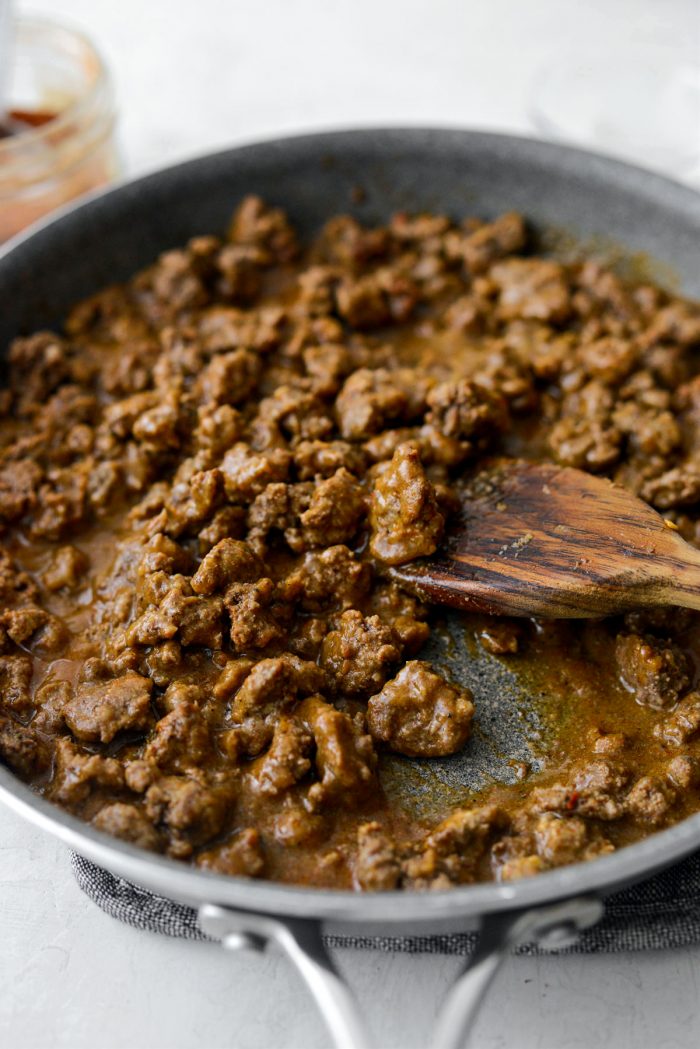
42;545;90;591
320;610;400;696
615;634;690;710
297;695;377;809
353;821;402;891
367;661;474;757
63;673;153;743
0;716;50;777
368;443;444;565
93;802;163;851
3;195;700;891
248;716;313;796
144;773;234;859
197;828;266;877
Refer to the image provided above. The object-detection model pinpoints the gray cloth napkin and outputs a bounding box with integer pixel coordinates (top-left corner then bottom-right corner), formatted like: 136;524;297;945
72;850;700;953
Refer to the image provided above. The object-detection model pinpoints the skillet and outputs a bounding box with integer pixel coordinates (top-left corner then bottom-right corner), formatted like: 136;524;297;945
1;128;700;1048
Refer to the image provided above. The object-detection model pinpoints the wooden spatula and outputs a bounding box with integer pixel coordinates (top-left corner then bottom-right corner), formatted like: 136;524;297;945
391;460;700;618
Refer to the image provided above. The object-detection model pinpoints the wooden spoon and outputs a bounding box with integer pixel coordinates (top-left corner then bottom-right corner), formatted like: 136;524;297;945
390;459;700;618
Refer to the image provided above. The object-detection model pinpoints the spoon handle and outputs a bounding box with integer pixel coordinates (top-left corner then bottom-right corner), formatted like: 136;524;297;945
392;541;700;619
657;558;700;613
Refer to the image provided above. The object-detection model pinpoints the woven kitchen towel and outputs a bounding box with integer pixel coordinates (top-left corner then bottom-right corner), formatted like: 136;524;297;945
72;849;700;954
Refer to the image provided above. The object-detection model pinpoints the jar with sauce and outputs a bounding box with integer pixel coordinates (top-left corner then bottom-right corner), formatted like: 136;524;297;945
0;17;121;243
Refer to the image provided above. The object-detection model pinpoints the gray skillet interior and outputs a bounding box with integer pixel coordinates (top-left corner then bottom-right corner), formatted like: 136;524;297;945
1;128;700;925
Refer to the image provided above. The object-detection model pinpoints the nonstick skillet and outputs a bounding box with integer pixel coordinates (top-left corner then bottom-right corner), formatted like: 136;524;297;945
1;129;700;1049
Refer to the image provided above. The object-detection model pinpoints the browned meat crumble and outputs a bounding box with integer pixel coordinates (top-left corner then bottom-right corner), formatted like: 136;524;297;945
1;196;700;890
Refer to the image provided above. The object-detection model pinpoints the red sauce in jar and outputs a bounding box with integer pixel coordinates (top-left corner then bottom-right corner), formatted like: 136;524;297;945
0;108;56;139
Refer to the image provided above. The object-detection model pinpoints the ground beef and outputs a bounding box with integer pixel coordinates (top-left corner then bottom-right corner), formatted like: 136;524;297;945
0;459;43;522
296;695;377;809
228;195;298;263
281;546;371;612
335;274;392;328
93;802;163;851
50;740;125;806
640;465;700;510
368;443;444;565
367;661;474;757
272;797;327;847
353;821;401;891
42;545;90;591
403;804;505;888
224;578;285;650
625;775;677;825
248;715;313;796
231;654;326;720
197;828;266;877
425;379;507;447
529;758;631;822
0;655;33;715
335;368;430;440
143;703;213;773
63;673;153;743
320;611;400;696
245;481;315;554
0;607;67;657
293;438;367;479
478;621;521;654
3;195;700;893
191;538;264;593
298;468;365;547
0;717;50;777
655;693;700;745
490;258;571;324
127;579;224;649
615;634;690;710
220;443;291;501
445;212;525;274
494;813;614;880
144;774;233;859
532;813;611;866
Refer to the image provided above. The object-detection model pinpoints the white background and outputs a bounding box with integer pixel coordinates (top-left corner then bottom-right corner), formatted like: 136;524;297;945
4;1;700;1046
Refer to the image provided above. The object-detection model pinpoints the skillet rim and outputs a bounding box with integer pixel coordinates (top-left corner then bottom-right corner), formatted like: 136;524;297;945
2;126;700;924
3;764;700;921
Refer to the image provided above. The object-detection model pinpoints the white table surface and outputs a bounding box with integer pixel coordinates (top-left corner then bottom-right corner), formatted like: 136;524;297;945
5;1;700;1046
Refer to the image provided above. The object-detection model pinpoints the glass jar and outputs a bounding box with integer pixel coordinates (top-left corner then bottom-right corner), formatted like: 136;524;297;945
0;17;121;243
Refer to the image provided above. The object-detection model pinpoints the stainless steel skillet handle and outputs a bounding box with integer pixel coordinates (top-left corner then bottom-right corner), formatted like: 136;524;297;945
432;896;604;1049
199;895;603;1049
200;904;372;1049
